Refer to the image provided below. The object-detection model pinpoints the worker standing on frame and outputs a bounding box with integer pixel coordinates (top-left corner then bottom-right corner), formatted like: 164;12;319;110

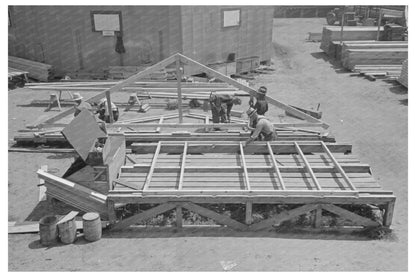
244;107;277;146
249;86;268;116
72;92;92;117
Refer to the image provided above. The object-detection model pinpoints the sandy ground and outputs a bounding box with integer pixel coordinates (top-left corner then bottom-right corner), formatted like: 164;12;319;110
8;18;408;271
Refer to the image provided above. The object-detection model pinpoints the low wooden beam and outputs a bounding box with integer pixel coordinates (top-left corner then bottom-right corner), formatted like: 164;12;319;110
294;142;322;190
110;202;177;231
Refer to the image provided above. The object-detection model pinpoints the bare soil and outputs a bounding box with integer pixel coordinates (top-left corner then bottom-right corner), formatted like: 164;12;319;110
8;18;408;271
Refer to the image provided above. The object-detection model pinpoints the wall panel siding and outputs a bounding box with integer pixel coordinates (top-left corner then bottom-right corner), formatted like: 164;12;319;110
8;6;182;75
181;6;273;64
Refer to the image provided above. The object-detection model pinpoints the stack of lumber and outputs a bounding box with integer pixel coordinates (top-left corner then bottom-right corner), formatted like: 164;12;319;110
320;26;384;56
352;65;403;81
397;59;408;88
9;56;53;82
382;24;406;41
106;66;147;79
340;41;407;70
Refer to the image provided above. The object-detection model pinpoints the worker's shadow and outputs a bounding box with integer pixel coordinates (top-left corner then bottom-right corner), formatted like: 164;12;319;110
102;226;389;241
310;52;349;73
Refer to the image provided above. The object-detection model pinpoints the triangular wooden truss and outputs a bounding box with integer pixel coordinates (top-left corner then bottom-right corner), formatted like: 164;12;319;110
35;53;329;129
110;202;381;231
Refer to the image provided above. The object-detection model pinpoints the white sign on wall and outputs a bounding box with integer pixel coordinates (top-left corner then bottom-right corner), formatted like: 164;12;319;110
93;13;120;31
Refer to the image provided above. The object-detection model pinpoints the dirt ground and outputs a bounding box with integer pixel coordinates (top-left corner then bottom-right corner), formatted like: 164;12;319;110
8;18;408;271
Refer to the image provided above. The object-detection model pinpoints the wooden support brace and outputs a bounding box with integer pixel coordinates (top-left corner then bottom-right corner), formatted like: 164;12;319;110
239;142;251;190
176;56;183;123
321;141;357;191
294;142;322;190
320;204;380;227
155;116;164;133
383;200;395;227
107;200;117;224
178;142;188;190
111;202;177;231
182;202;248;231
176;205;183;228
245;201;253;225
143;141;162;191
249;204;320;231
267;142;286;190
313;208;322;228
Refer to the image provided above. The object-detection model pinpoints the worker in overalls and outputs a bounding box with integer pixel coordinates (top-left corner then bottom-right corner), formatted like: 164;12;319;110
72;92;92;117
249;86;268;115
245;107;277;146
97;98;119;123
209;92;242;123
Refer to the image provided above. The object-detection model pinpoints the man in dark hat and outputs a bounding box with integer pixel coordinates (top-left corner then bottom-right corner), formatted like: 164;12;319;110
249;86;268;116
245;107;276;146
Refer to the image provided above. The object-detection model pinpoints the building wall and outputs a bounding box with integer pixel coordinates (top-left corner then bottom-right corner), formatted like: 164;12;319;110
180;6;274;64
8;6;182;75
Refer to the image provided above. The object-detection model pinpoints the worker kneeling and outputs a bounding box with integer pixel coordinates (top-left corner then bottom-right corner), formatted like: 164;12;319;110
97;98;119;123
245;107;277;146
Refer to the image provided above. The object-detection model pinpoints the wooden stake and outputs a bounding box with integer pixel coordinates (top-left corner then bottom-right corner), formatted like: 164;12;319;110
176;56;183;123
245;201;253;225
105;90;114;123
176;205;183;228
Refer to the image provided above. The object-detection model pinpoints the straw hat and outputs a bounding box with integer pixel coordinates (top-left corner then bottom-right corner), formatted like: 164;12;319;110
72;92;83;101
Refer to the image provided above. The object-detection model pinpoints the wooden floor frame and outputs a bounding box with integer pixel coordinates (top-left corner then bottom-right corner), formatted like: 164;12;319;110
108;141;395;231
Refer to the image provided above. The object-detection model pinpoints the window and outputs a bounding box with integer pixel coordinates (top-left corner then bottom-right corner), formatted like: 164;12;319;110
222;9;241;28
91;11;122;32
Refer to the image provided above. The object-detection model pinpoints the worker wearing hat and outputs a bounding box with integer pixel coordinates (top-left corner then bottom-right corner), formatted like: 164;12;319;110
73;92;92;117
244;107;276;146
209;92;242;124
249;86;269;116
97;98;120;123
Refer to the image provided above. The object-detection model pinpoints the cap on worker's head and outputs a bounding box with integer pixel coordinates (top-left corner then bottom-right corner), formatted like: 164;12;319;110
258;86;267;94
233;97;242;105
72;92;83;101
246;107;257;117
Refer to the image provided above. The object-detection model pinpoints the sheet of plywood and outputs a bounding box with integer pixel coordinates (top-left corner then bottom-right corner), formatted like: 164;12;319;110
61;109;107;161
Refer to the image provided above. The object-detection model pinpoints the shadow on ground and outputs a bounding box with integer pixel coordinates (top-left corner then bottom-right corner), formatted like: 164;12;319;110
310;52;348;73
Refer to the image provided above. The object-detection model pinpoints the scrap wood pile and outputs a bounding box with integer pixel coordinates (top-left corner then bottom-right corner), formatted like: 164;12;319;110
9;56;54;82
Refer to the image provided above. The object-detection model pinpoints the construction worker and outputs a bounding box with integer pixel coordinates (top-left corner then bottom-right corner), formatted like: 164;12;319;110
97;98;119;123
73;92;92;117
249;86;268;116
244;107;277;146
209;92;242;123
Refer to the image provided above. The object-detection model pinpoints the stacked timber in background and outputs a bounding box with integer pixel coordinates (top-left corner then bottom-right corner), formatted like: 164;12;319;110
9;56;53;82
397;59;408;88
320;26;384;57
341;41;408;70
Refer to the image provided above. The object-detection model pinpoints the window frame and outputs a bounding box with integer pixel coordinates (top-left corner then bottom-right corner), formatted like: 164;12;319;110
221;8;242;29
90;10;123;34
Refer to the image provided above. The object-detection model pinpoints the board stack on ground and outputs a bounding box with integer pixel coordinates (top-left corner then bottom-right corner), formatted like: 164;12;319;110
9;56;53;82
382;24;406;41
320;26;384;57
340;40;408;77
397;59;408;88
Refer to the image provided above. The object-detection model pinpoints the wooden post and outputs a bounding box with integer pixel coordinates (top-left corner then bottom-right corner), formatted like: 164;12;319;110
176;205;183;228
340;12;345;43
245;201;253;225
175;56;183;123
313;208;322;228
377;8;383;41
105;90;114;123
107;200;117;224
383;200;395;227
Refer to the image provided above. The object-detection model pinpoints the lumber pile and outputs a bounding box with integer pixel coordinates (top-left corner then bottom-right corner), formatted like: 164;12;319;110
320;26;384;55
397;59;408;88
382;24;406;41
341;41;408;70
9;56;53;82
